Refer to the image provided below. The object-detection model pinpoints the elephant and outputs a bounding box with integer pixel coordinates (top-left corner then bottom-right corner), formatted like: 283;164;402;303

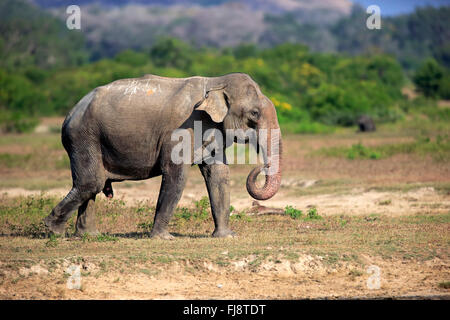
43;73;282;239
357;115;376;132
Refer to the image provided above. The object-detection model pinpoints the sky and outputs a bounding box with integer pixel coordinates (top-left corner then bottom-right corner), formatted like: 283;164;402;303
352;0;450;16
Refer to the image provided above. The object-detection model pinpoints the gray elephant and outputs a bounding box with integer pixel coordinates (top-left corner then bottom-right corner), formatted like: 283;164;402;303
43;73;282;239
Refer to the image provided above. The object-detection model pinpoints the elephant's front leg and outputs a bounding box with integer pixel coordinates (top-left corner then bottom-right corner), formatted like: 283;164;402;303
150;163;188;239
199;163;235;238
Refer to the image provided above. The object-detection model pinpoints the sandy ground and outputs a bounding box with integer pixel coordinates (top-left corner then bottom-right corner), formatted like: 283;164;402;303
0;121;449;300
1;252;449;300
1;178;449;217
1;174;449;300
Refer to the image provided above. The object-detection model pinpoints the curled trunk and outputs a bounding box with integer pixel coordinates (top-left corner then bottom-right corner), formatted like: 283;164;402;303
246;139;282;200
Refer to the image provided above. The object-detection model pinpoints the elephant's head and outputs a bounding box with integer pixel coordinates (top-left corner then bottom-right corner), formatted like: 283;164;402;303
196;73;282;200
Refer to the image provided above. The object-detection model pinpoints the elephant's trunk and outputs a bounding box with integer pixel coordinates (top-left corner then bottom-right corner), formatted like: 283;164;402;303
246;128;282;201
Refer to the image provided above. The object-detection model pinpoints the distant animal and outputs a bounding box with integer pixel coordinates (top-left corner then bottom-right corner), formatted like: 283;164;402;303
357;115;376;132
43;73;282;239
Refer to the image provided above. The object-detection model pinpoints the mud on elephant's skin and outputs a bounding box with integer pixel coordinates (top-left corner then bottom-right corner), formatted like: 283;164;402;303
43;73;282;238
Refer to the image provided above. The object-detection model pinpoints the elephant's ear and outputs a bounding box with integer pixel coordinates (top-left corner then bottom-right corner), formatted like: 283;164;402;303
196;88;228;123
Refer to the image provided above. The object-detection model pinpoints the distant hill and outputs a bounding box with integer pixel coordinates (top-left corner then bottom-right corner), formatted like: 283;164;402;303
33;0;353;14
41;0;352;58
331;5;450;69
3;0;449;70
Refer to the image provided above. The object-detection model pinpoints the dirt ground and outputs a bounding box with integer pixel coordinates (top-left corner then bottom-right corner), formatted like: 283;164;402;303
1;253;448;299
0;119;449;299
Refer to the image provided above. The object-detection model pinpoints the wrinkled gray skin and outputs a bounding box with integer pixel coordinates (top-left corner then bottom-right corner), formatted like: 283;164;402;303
43;73;282;239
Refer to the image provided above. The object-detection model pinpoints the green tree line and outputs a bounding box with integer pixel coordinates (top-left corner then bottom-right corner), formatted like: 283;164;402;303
1;37;450;133
0;0;449;133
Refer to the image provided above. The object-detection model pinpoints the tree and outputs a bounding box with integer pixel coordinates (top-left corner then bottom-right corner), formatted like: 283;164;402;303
150;38;193;70
413;59;444;98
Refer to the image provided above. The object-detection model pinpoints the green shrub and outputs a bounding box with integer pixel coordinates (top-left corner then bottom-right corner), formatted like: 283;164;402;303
175;207;192;220
193;196;210;220
413;58;444;98
0;110;38;133
306;207;322;220
438;72;450;99
284;205;303;219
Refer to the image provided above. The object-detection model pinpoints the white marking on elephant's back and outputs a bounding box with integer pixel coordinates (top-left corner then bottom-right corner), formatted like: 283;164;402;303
102;79;162;100
121;80;162;100
123;80;140;100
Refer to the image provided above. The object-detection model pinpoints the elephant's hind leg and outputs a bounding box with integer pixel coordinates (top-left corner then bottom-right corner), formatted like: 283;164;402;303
44;147;105;236
44;187;95;235
75;195;99;236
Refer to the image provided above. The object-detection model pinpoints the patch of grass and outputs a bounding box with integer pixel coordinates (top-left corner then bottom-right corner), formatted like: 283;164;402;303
348;143;381;160
0;153;33;168
45;234;59;247
0;177;71;190
95;234;119;242
0;195;61;237
175;207;192;220
193;196;210;220
306;207;322;220
134;202;154;215
284;205;303;219
230;211;251;222
364;214;380;222
137;222;154;232
154;255;173;264
81;233;119;243
401;212;450;224
378;199;392;206
174;197;212;222
140;269;152;276
22;221;50;238
281;121;335;134
348;269;364;277
438;281;450;289
0;151;70;171
314;134;450;162
323;252;340;266
284;206;322;220
337;216;349;227
283;251;300;261
55;156;70;169
99;261;107;271
0;195;448;275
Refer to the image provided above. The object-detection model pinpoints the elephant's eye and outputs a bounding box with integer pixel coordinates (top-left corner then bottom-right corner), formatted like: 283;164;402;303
250;110;260;119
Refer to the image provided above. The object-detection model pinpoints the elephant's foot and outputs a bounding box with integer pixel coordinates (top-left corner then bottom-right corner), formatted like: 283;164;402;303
150;229;175;240
75;228;100;237
43;215;66;236
212;228;236;238
75;219;99;237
